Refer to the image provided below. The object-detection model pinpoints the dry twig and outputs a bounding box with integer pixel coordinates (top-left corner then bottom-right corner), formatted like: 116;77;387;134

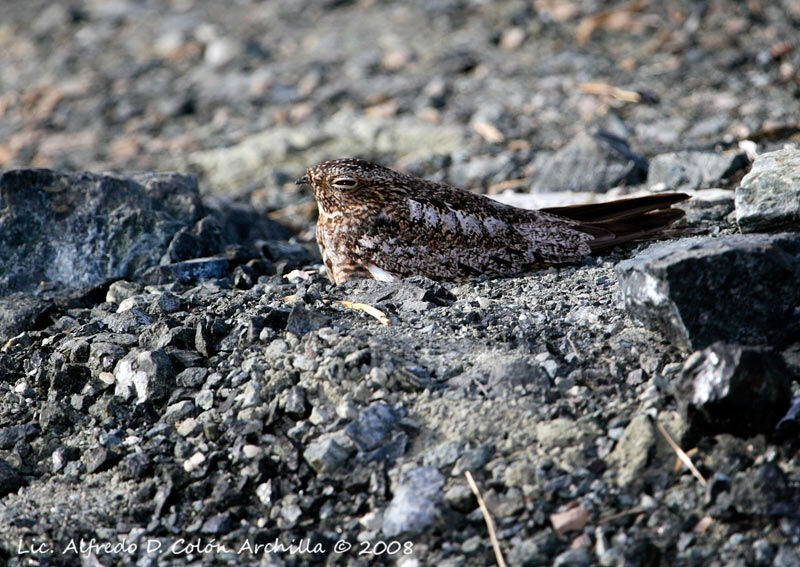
283;295;391;326
578;82;642;103
656;420;707;486
465;471;507;567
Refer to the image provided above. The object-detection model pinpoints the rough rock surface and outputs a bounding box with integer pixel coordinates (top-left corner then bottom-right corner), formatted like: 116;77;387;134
647;150;749;191
735;147;800;232
616;233;800;351
0;169;203;294
528;130;648;192
677;342;792;440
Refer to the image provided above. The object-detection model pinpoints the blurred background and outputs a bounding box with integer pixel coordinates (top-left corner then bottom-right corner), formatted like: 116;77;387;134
1;0;798;231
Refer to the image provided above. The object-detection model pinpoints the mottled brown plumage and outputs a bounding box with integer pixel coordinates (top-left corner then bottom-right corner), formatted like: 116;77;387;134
296;158;688;284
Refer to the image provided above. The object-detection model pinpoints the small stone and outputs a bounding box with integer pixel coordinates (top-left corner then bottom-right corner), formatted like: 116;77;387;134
163;400;195;423
382;467;445;537
183;451;206;473
452;444;492;475
155;292;181;313
553;547;592;567
256;481;273;505
113;349;175;403
106;281;143;304
195;390;214;411
83;447;117;474
177;367;208;388
344;401;399;451
282;386;307;418
550;507;589;535
177;418;202;437
536;418;596;449
304;434;354;475
507;531;559;566
606;414;656;486
201;512;231;534
286;304;331;337
51;446;79;473
125;453;151;478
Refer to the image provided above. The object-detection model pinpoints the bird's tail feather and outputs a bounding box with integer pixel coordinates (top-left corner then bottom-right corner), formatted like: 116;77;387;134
540;193;690;251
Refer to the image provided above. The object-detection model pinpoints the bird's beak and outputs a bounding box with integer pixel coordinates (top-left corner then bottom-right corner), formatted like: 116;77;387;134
295;175;310;185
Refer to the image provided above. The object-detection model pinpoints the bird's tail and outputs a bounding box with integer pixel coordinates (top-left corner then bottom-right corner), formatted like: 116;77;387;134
540;193;690;251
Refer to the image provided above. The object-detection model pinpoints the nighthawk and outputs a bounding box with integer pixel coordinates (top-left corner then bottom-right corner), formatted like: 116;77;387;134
296;158;688;284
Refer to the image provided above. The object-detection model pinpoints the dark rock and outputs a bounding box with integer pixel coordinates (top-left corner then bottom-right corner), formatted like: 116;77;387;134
286;304;331;337
154;292;182;314
162;400;195;423
47;357;90;393
677;343;792;438
140;257;229;285
735;147;800;232
344;401;399;451
303;434;355;475
507;531;559;566
102;308;153;334
452;443;493;475
281;386;307;418
233;264;256;289
83;446;119;474
553;547;592;567
200;512;231;534
0;424;38;450
258;240;320;272
616;233;800;350
648;150;749;191
177;367;209;388
204;197;292;245
39;400;77;433
528;130;647;193
195;319;213;357
124;453;152;478
361;431;408;466
728;463;800;518
0;169;203;295
0;293;53;344
89;342;126;373
382;466;445;537
0;459;25;497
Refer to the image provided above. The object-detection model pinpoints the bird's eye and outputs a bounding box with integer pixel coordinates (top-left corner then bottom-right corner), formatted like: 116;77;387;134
330;176;357;189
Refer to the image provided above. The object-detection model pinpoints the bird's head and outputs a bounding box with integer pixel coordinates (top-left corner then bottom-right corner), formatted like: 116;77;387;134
296;158;410;215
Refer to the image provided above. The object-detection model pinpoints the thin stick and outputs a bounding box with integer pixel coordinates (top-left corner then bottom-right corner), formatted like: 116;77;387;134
578;82;642;103
284;296;391;326
566;333;580;358
335;300;390;326
471;376;492;398
655;420;707;486
465;471;507;567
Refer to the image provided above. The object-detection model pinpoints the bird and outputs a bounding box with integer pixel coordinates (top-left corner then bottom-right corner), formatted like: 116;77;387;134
295;158;689;284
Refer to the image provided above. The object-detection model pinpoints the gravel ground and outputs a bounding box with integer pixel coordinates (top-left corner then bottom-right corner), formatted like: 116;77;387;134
1;1;800;566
